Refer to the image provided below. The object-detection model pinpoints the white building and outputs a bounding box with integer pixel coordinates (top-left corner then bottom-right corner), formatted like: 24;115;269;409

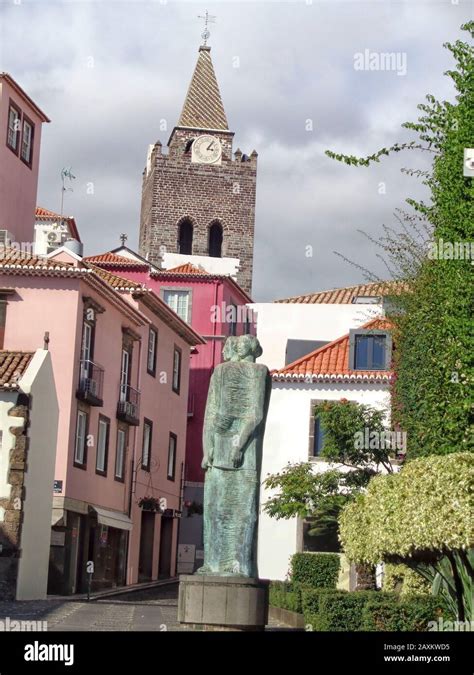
34;207;81;256
0;349;58;600
254;284;394;581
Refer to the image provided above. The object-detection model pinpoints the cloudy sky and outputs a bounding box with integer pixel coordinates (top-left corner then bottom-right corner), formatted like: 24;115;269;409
1;0;470;301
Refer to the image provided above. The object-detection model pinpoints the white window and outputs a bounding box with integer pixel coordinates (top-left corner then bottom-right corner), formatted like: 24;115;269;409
7;105;20;152
20;118;33;164
75;410;88;465
80;322;93;381
167;434;177;480
96;418;109;473
147;328;157;374
142;420;152;470
163;290;190;322
120;349;130;401
172;347;181;393
115;428;126;479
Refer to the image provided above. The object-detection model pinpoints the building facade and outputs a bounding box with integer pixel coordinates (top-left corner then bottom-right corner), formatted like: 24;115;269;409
0;74;50;247
0;246;203;594
0;349;58;600
84;249;255;573
139;45;258;294
34;207;82;256
258;318;394;581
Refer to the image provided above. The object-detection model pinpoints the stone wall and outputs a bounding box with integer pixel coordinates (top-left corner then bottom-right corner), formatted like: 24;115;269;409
139;130;257;295
0;397;29;601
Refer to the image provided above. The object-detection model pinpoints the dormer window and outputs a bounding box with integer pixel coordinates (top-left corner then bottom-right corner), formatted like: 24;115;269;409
349;329;392;370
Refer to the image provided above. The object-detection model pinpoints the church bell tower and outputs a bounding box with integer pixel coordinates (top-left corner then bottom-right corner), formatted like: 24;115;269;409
139;44;258;294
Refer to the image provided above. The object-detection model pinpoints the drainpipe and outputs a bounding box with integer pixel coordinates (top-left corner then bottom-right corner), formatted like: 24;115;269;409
175;461;185;575
125;335;142;584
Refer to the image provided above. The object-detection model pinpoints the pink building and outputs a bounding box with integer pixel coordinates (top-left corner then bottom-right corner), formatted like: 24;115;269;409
0;74;50;246
84;248;255;570
0;246;204;593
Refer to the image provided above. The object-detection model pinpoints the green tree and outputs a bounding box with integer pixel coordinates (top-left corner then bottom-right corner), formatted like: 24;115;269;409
326;22;474;458
263;401;395;543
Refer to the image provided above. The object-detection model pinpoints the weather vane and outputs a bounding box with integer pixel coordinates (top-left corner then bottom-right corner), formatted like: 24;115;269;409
198;10;216;47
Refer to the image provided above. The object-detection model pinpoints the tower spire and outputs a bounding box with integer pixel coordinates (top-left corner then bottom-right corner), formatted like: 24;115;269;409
176;44;229;132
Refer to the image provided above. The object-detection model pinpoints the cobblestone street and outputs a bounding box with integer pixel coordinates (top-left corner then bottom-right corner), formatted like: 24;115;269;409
0;583;290;632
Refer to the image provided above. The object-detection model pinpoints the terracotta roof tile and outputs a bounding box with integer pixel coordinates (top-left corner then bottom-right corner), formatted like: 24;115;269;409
84;252;148;268
86;264;142;291
177;47;229;131
273;318;393;383
0;351;34;389
163;263;209;275
35;207;80;241
0;247;74;269
275;281;402;304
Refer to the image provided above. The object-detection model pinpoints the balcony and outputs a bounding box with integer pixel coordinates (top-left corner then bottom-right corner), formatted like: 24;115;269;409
116;384;140;426
76;360;104;406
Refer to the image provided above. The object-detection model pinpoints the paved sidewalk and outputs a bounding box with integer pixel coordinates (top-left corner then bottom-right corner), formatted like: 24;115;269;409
0;583;292;631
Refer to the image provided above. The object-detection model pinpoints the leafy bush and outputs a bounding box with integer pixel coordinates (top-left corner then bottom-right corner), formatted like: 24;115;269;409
339;453;473;620
291;552;340;589
301;588;339;622
269;581;302;613
315;591;390;631
383;564;431;597
362;596;448;632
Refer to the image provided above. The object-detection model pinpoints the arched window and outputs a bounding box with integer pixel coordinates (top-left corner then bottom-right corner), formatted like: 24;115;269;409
208;222;223;258
178;219;193;254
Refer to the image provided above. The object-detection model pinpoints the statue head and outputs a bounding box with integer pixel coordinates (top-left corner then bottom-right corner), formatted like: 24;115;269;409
235;335;263;362
222;336;238;362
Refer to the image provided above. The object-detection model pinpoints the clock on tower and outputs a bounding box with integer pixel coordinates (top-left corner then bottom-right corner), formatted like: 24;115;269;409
139;45;258;295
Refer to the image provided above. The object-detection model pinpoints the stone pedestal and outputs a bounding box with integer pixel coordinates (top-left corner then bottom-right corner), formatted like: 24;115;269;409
178;575;269;631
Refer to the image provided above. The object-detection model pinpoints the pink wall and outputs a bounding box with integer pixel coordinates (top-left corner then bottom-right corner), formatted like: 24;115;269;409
87;264;254;484
0;269;192;582
0;79;47;245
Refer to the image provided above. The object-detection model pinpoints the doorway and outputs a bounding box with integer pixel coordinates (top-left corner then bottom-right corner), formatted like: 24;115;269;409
158;516;173;578
138;511;155;581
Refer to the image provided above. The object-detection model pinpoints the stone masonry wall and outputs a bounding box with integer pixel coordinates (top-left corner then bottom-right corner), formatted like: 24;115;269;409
0;398;29;601
139;129;257;295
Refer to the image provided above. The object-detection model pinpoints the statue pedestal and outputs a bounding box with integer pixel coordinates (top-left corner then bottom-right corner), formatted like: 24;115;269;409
178;575;269;631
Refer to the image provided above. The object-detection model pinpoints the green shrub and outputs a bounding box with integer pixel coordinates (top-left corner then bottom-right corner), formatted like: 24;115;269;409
269;581;302;613
317;590;390;631
383;564;431;597
291;552;340;589
362;596;447;632
301;588;340;622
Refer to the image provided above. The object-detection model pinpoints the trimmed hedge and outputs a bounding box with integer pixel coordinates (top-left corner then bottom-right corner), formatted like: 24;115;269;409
362;597;447;632
269;581;302;613
304;590;390;631
291;553;340;589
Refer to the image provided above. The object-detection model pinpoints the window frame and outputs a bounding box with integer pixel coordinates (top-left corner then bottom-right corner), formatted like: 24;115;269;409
141;418;153;472
172;346;182;394
167;432;177;481
147;326;158;377
6;99;21;155
20;114;34;168
114;426;127;482
95;415;110;476
349;329;392;371
74;408;89;469
162;287;192;323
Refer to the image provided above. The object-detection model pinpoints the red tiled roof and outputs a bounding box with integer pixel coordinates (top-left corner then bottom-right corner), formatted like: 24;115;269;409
0;351;34;389
85;264;143;291
0;247;75;269
84;252;148;268
35;207;81;242
272;318;393;383
164;263;209;275
275;281;401;304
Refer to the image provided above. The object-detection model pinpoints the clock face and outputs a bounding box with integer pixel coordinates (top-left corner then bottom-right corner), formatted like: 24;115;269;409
192;135;222;165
